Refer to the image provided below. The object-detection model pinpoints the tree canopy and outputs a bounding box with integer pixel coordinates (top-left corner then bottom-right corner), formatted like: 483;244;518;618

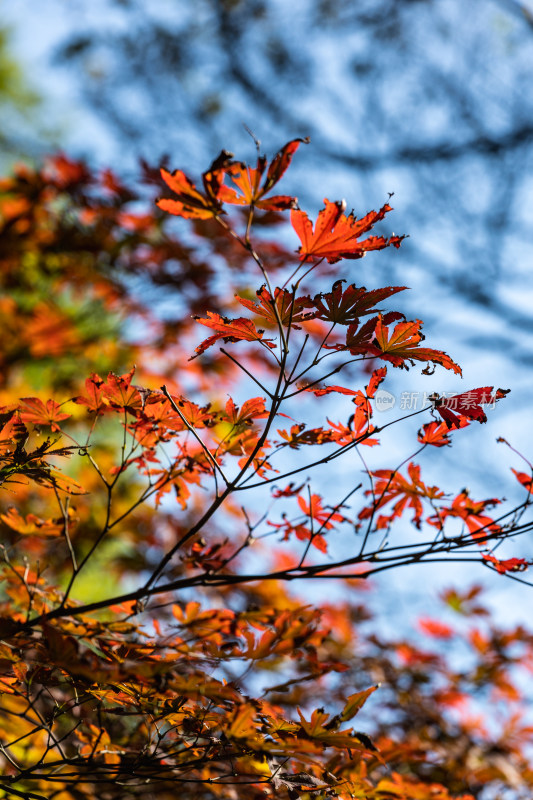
0;139;532;799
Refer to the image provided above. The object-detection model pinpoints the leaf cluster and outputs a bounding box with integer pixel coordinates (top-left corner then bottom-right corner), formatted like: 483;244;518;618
0;140;530;800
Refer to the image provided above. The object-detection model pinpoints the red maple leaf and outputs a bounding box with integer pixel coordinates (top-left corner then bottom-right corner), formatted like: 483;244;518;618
359;462;445;530
365;367;388;399
218;138;308;211
343;316;382;356
297;493;346;530
19;398;71;432
482;553;529;574
428;491;502;544
430;387;510;429
192;312;276;358
43;153;91;189
418;618;454;639
369;315;462;374
511;468;533;492
74;373;106;415
417;418;470;447
312;281;407;324
156;150;235;219
269;493;346;554
277;423;336;449
271;482;305;499
291;198;405;263
236;285;315;329
327;408;379;447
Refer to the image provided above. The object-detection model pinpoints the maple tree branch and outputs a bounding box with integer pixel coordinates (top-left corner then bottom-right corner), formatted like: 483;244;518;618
281;256;323;291
311;321;337;364
143;341;292;590
237;410;417;492
13;525;528;630
60;481;114;606
0;783;48;800
142;489;231;592
53;489;77;573
284;364;344;397
20;513;533;627
219;348;274;397
161;385;229;486
216;214;289;352
285;333;310;384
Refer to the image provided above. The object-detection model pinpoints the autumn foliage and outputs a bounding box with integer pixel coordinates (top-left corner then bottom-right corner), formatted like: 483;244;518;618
0;140;532;800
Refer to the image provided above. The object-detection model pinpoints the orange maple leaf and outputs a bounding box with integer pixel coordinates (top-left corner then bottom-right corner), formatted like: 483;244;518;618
101;369;143;413
359;462;445;530
482;553;529;574
430;387;510;428
369;315;462;374
511;468;533;492
192;312;276;358
291;198;405;263
313;281;407;324
19;398;71;432
311;384;359;397
219;138;308;211
223;396;269;426
365;366;388;399
156;150;235;219
236;285;315;329
418;420;455;447
74;373;107;415
0;506;76;538
26;303;80;358
0;414;27;457
429;491;502;544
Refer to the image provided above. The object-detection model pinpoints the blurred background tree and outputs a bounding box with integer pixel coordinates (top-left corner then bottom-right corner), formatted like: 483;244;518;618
32;0;533;353
0;23;41;165
4;0;533;390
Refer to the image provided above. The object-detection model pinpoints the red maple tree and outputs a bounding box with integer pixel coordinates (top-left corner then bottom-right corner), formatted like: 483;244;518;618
0;141;531;800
